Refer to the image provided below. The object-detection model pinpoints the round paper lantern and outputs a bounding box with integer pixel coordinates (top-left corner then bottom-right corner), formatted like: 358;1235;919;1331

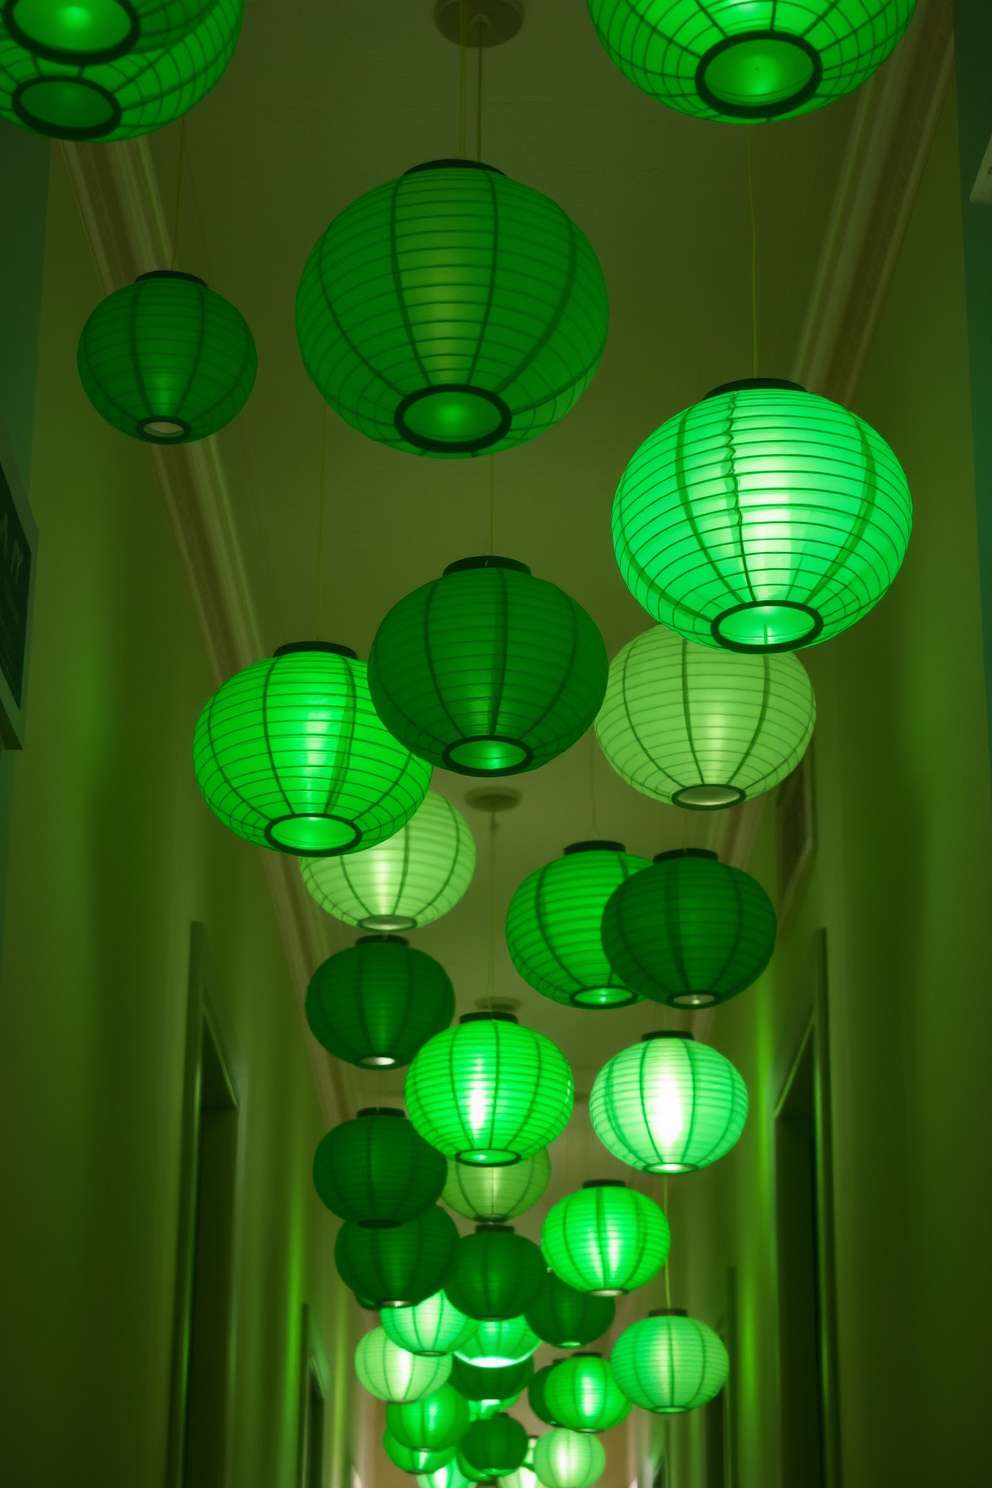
312;1107;446;1227
0;0;240;140
296;159;608;459
460;1414;529;1479
445;1225;547;1321
442;1149;551;1223
526;1275;615;1350
383;1291;479;1358
78;270;255;444
528;1364;562;1427
418;1460;479;1488
505;842;649;1008
501;1438;538;1488
590;1032;747;1174
406;1013;574;1167
335;1205;459;1309
306;935;454;1070
456;1316;540;1368
3;0;219;63
611;1310;728;1413
541;1182;669;1297
543;1355;631;1434
386;1432;457;1475
586;0;915;124
613;380;912;654
450;1356;534;1402
387;1384;471;1452
533;1429;604;1488
356;1327;453;1403
193;642;430;857
602;848;776;1008
595;625;815;809
369;557;608;778
301;790;475;931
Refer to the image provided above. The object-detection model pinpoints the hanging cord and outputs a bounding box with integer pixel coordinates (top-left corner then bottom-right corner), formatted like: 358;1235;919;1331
487;810;498;1007
476;22;484;162
459;0;468;158
664;1177;672;1308
315;403;329;639
589;730;600;839
486;457;495;554
745;126;759;377
170;114;187;270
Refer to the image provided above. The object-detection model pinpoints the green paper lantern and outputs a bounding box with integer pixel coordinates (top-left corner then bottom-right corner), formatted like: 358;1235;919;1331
78;270;255;445
406;1012;573;1167
505;842;649;1008
602;848;776;1008
590;1032;747;1175
387;1384;471;1452
611;1310;728;1413
386;1432;457;1475
450;1356;534;1402
301;789;475;931
306;935;454;1070
528;1364;563;1427
335;1205;459;1309
296;159;608;459
383;1291;479;1358
0;0;239;140
541;1182;670;1297
526;1276;615;1350
501;1439;538;1488
193;642;430;857
456;1316;541;1368
533;1430;604;1488
543;1355;631;1434
3;0;218;64
356;1326;453;1402
586;0;915;124
613;380;912;654
418;1461;479;1488
443;1149;551;1224
445;1225;547;1321
595;625;815;809
369;557;608;778
460;1414;529;1478
466;1391;521;1422
312;1107;446;1227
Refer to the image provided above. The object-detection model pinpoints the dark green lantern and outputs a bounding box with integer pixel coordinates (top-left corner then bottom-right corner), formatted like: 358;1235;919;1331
385;1432;457;1475
368;557;608;778
312;1107;446;1227
387;1384;471;1452
601;848;777;1008
460;1414;529;1479
527;1364;562;1427
335;1205;459;1308
445;1225;547;1321
543;1354;631;1433
305;936;454;1069
450;1356;535;1401
526;1275;615;1350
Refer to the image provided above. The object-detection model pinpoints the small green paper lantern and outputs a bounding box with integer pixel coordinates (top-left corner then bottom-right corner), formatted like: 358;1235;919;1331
533;1429;604;1488
306;936;454;1070
296;159;608;459
450;1356;534;1402
505;842;649;1008
460;1414;529;1479
406;1012;574;1167
543;1355;631;1434
383;1291;479;1358
335;1205;459;1309
526;1275;615;1350
369;557;608;778
3;0;218;64
586;0;915;124
387;1384;471;1452
611;1310;728;1413
602;848;776;1008
193;642;431;857
418;1460;479;1488
312;1107;446;1227
595;625;815;809
456;1316;541;1368
528;1364;562;1427
541;1182;670;1297
613;380;912;653
590;1032;748;1175
301;789;475;931
356;1326;453;1402
386;1432;457;1475
445;1225;547;1321
443;1149;551;1223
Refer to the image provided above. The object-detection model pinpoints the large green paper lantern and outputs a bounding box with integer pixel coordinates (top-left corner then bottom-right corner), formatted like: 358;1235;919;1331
296;159;608;459
443;1149;551;1223
528;1364;563;1427
611;1310;728;1413
387;1384;471;1452
193;642;430;857
3;0;218;63
590;1032;747;1175
526;1275;615;1350
543;1355;631;1434
601;848;776;1008
445;1225;547;1321
456;1316;540;1368
312;1107;446;1227
335;1205;459;1309
301;789;475;931
383;1291;479;1358
418;1460;479;1488
306;935;454;1070
613;380;912;653
533;1430;604;1488
369;557;608;778
595;625;815;809
505;842;649;1008
406;1012;574;1167
460;1414;529;1479
356;1326;453;1402
386;1433;457;1476
541;1182;670;1297
450;1356;534;1402
586;0;915;124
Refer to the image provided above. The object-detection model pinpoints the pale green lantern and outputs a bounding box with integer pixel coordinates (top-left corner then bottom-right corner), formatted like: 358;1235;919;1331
355;1325;453;1402
533;1429;605;1488
456;1316;541;1368
443;1149;551;1222
382;1290;479;1357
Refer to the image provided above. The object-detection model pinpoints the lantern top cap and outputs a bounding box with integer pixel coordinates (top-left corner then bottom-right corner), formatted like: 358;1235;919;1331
564;840;626;856
571;1351;602;1358
404;158;506;177
459;1011;518;1025
356;934;410;946
356;1106;405;1119
653;847;717;864
649;1308;688;1318
136;269;207;287
582;1179;626;1189
475;1223;514;1233
642;1030;694;1042
704;377;805;399
272;640;358;660
443;555;531;577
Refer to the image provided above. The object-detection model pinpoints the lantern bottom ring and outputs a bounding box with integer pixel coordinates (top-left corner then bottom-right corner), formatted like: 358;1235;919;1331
571;986;640;1009
360;912;419;931
711;598;823;653
395;383;512;454
588;1287;625;1297
13;75;122;139
695;30;823;120
138;414;191;443
358;1053;397;1068
669;991;718;1008
673;782;745;810
443;735;533;775
264;812;361;855
455;1148;522;1168
648;1161;695;1175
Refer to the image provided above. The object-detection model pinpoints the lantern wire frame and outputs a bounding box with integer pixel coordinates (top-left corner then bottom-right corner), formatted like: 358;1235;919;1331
541;1181;670;1297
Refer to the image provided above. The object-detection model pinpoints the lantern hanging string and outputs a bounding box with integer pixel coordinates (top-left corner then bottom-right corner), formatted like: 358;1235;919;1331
477;20;484;162
316;402;329;639
459;0;468;159
589;730;600;840
170;114;187;271
487;809;498;1007
664;1177;672;1309
487;456;495;554
745;126;758;377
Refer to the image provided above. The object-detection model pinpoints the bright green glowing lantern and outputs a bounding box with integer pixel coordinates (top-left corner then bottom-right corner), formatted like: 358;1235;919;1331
505;842;649;1008
418;1460;479;1488
386;1432;457;1475
3;0;218;63
590;1032;748;1174
445;1225;547;1321
541;1181;670;1297
335;1206;459;1309
443;1149;551;1223
301;790;475;931
602;848;776;1008
193;642;430;857
387;1384;471;1452
543;1355;631;1434
383;1291;479;1358
0;0;239;139
369;557;608;778
528;1364;563;1427
356;1326;453;1402
456;1316;540;1368
586;0;915;124
312;1107;446;1227
613;379;912;653
501;1438;538;1488
466;1392;521;1423
450;1356;534;1402
77;270;255;444
406;1012;574;1167
611;1309;729;1413
533;1429;604;1488
460;1414;529;1479
296;159;608;459
306;936;454;1070
526;1274;615;1350
595;625;815;809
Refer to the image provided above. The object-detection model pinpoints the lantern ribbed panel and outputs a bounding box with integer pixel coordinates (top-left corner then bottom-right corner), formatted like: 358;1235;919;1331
590;1035;748;1174
295;161;608;458
445;1228;547;1321
456;1316;541;1367
461;1414;529;1477
526;1274;615;1349
369;560;608;778
387;1384;471;1451
595;626;814;809
611;1314;729;1413
528;1365;561;1426
443;1150;551;1223
301;791;476;931
0;0;240;140
312;1109;447;1226
612;385;912;653
406;1016;574;1166
451;1356;534;1401
356;1327;453;1402
543;1357;631;1433
601;850;777;1007
5;0;219;63
533;1429;605;1488
335;1206;459;1308
541;1185;670;1296
383;1291;479;1357
418;1460;479;1488
306;937;454;1070
505;844;649;1008
385;1432;457;1474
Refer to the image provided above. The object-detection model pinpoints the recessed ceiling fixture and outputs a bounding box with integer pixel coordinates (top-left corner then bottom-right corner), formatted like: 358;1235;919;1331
305;936;455;1071
312;1107;447;1228
2;0;219;65
541;1181;670;1297
335;1205;460;1310
533;1427;605;1488
543;1354;632;1434
611;1309;729;1413
356;1327;454;1403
